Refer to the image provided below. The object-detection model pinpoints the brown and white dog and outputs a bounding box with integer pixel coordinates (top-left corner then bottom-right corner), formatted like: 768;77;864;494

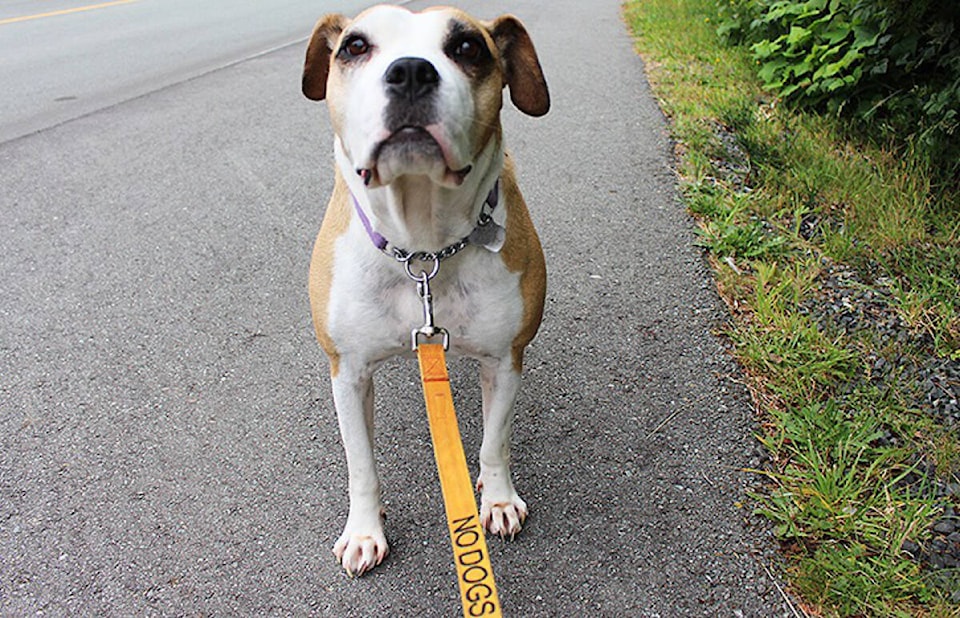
302;5;549;576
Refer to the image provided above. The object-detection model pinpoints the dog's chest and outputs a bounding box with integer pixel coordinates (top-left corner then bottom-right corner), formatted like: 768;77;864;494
327;243;524;361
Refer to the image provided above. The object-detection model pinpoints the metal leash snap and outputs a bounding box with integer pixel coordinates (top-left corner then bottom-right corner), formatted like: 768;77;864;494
401;255;449;351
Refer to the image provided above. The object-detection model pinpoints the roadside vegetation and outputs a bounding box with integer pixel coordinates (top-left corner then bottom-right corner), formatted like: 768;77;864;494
624;0;959;615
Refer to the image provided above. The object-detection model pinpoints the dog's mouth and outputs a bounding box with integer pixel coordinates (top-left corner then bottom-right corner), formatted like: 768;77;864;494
357;126;472;188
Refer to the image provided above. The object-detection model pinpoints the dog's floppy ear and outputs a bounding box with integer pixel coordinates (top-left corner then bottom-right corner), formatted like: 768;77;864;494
302;14;349;101
489;15;550;117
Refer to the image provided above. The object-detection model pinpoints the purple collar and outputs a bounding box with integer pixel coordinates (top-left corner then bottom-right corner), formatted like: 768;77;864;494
351;178;500;262
351;193;390;252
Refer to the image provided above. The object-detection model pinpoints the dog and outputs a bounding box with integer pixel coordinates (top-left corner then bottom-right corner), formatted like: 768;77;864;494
301;4;549;577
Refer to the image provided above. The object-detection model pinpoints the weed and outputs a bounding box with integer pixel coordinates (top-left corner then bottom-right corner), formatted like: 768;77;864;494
697;215;786;260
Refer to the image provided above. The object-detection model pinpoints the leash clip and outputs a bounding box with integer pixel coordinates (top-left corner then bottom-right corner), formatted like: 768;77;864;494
403;256;450;351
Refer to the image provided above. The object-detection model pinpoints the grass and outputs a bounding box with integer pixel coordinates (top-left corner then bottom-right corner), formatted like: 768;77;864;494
624;0;960;615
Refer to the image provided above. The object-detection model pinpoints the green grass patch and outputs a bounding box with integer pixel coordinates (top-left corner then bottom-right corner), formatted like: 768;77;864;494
882;244;960;360
625;0;960;615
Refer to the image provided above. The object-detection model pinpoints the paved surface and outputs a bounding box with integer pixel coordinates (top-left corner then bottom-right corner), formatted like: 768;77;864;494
0;0;371;143
1;0;793;615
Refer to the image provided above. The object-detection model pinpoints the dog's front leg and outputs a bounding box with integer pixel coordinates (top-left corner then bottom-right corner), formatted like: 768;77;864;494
330;365;388;576
476;357;527;539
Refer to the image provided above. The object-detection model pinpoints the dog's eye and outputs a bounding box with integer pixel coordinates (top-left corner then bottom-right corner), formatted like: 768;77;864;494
340;35;371;59
453;37;484;63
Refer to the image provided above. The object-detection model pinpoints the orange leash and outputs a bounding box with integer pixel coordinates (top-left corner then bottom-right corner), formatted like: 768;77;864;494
417;342;502;618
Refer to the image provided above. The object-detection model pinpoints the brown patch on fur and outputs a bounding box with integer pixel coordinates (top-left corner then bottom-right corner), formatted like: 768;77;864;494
498;155;547;371
308;169;353;377
302;14;349;101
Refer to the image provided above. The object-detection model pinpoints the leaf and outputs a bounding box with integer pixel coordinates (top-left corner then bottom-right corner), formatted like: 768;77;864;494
758;59;789;84
787;25;812;47
752;39;782;60
822;24;852;45
790;58;814;78
868;57;889;75
851;24;880;51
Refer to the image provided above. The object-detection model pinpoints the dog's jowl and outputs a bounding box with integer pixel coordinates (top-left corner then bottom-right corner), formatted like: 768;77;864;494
302;5;549;577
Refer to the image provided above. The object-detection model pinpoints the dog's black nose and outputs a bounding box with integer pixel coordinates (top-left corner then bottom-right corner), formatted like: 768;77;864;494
384;57;439;102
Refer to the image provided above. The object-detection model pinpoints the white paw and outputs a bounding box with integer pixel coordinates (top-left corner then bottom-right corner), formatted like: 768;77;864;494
333;520;388;577
477;479;527;540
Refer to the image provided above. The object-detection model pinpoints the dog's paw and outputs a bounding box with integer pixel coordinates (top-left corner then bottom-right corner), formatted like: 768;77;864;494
478;491;527;540
333;522;389;577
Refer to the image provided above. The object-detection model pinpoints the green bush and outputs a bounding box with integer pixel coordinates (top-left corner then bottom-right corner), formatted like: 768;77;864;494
718;0;960;177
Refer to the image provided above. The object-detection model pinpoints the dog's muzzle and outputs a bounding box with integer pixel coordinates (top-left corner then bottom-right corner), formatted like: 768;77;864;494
353;57;473;188
383;57;440;130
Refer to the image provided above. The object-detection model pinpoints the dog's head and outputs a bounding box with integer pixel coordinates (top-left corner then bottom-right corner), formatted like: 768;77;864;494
302;5;549;189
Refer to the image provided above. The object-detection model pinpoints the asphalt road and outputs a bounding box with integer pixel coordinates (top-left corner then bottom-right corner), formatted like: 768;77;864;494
0;0;377;143
1;0;794;615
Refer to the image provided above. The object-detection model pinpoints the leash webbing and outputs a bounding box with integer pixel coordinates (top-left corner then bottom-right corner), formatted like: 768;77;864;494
417;342;503;618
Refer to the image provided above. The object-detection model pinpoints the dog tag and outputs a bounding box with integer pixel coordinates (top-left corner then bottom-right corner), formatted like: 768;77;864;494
468;220;506;253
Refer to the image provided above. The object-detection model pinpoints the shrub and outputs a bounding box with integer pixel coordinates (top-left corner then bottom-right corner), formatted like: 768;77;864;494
718;0;960;178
